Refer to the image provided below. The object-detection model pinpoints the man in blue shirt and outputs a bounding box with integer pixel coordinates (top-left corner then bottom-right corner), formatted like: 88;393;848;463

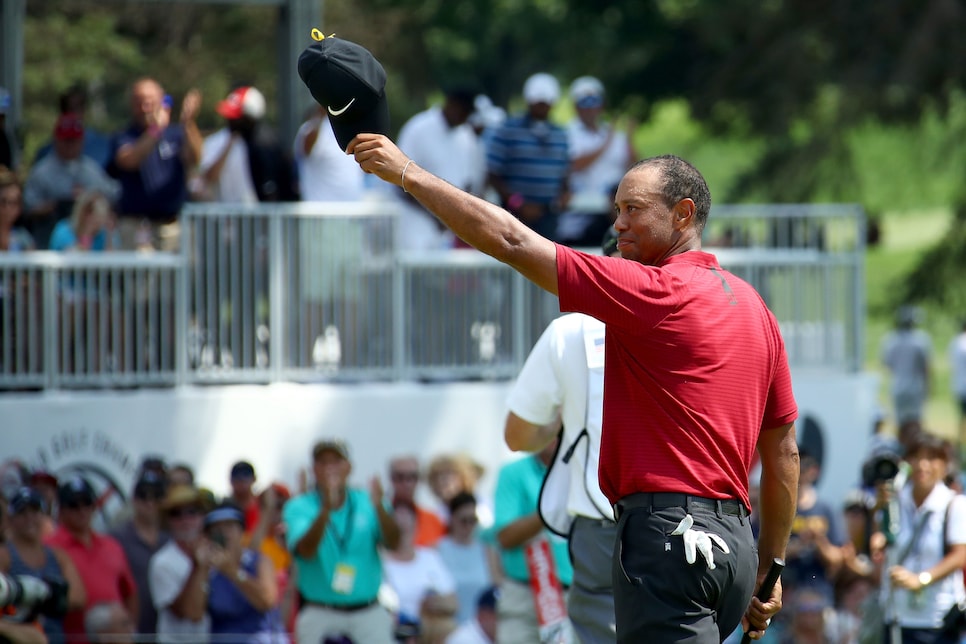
107;77;202;251
486;73;570;240
283;439;400;644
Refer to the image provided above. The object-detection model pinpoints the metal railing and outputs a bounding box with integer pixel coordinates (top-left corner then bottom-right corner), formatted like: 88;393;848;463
0;201;865;390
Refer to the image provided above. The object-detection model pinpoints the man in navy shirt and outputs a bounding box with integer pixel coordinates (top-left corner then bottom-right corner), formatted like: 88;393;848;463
108;77;202;251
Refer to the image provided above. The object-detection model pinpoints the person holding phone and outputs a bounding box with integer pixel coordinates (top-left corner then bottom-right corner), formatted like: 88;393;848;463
204;503;287;643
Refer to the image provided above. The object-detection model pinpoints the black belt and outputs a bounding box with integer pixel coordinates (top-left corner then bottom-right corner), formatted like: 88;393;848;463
305;599;378;613
573;515;617;527
614;492;748;520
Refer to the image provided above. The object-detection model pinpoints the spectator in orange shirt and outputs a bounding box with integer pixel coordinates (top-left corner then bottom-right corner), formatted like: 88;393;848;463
389;456;445;547
246;482;297;632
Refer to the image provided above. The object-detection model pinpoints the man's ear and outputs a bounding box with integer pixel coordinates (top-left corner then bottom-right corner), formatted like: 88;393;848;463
673;198;696;230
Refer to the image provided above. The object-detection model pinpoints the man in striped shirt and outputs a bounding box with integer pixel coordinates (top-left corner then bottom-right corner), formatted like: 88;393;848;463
486;73;570;240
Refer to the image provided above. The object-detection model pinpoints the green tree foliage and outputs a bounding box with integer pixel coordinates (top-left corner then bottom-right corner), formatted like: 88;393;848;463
19;1;966;313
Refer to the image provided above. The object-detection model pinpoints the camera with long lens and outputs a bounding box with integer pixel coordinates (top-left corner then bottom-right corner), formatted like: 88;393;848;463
861;452;902;488
0;572;69;623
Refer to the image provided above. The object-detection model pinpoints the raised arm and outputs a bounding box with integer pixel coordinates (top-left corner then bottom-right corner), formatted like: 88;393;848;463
348;134;559;294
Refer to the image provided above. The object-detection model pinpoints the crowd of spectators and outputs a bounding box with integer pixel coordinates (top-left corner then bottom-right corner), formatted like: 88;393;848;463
0;445;504;644
5;416;963;644
0;73;637;380
0;71;635;256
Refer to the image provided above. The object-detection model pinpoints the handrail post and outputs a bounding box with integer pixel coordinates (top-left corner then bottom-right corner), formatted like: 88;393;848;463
269;212;285;382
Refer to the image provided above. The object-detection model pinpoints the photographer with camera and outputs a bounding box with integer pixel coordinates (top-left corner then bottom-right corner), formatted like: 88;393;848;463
0;528;70;644
876;433;966;644
0;488;85;641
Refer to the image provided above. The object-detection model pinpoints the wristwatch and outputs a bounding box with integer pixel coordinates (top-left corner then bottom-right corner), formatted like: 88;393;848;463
918;571;933;588
236;569;249;583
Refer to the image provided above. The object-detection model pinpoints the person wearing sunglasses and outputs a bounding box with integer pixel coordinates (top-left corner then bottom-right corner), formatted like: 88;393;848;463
148;484;211;643
389;456;445;548
45;475;138;643
110;471;170;638
0;486;87;642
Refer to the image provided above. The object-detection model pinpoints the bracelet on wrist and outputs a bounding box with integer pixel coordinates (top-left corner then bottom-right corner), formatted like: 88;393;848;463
400;159;415;194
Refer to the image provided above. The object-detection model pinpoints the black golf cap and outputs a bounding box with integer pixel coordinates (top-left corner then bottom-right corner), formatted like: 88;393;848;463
298;31;390;151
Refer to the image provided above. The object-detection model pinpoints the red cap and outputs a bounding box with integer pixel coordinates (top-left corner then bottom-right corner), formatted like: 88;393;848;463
54;113;84;140
216;86;266;120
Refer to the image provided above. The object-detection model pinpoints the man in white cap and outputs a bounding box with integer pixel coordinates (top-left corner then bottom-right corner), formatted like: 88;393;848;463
558;76;637;247
486;73;570;240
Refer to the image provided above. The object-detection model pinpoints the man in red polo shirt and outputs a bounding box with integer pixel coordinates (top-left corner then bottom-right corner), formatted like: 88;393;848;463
46;475;138;643
346;132;799;642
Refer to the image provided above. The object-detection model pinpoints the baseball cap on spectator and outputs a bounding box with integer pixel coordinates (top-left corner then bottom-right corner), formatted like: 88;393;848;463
216;86;266;121
843;488;870;512
9;487;46;515
134;471;166;500
53;113;84;140
264;481;291;501
138;455;167;476
29;469;58;488
57;475;96;507
468;95;507;131
570;76;604;109
523;73;560;105
312;438;350;461
477;586;499;611
297;32;391;150
230;460;256;481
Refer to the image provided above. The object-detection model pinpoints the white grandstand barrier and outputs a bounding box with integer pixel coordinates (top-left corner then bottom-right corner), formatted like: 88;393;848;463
0;202;865;390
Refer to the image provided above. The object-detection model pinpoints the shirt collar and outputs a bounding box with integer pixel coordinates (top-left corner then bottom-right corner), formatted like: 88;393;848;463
660;250;720;269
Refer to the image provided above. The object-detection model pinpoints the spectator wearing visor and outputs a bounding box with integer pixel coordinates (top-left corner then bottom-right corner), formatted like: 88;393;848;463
0;487;87;642
205;502;287;642
46;476;138;644
111;471;170;637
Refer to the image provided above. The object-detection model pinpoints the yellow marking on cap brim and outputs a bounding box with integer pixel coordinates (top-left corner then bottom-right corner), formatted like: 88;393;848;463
310;29;335;41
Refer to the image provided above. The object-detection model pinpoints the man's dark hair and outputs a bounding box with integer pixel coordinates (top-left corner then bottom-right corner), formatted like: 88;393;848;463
448;491;477;516
632;154;712;231
445;88;478;114
59;83;88;115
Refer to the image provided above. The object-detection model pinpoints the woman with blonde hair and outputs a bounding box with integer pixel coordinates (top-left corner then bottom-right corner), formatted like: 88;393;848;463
49;190;117;251
426;454;493;528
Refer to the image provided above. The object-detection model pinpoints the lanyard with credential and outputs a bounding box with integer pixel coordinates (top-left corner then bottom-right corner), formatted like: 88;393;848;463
327;492;355;555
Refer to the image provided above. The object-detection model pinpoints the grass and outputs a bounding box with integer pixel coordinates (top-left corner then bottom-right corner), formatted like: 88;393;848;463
865;208;961;442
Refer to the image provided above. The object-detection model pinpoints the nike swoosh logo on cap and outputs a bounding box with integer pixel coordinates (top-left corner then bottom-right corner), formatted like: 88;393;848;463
328;98;356;116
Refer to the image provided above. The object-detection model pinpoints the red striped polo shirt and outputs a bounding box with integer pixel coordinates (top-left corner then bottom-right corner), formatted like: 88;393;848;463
556;245;798;508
